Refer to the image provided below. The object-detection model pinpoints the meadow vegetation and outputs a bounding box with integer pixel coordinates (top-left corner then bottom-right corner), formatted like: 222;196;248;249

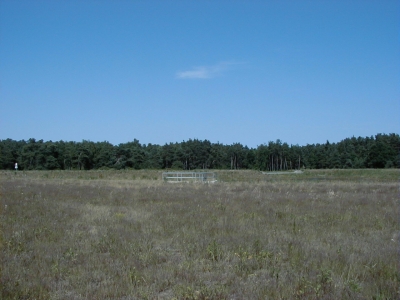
1;169;399;299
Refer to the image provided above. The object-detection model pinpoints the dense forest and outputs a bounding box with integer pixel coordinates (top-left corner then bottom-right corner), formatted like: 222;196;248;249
0;133;399;171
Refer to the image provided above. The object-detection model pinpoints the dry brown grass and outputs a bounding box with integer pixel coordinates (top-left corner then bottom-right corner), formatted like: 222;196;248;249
1;170;399;299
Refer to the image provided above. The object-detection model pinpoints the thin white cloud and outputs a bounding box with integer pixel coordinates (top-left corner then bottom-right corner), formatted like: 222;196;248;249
176;61;242;79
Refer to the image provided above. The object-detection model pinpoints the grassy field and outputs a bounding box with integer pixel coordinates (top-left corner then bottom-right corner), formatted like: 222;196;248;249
1;169;399;299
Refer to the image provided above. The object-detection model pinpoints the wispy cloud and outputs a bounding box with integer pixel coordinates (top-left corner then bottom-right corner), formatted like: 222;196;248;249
176;61;243;79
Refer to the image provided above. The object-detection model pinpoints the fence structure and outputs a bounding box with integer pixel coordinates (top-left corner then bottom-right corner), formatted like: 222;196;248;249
162;171;217;183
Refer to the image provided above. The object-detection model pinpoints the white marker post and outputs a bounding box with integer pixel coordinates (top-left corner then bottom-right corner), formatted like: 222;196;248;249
15;162;18;171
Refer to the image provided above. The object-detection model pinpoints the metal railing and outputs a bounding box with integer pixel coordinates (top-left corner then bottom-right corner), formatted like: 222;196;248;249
162;171;216;182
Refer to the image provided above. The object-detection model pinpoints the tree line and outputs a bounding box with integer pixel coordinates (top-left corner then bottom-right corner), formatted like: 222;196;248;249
0;133;398;171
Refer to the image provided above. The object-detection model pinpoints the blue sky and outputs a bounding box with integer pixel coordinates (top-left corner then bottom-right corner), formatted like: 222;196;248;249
1;0;398;148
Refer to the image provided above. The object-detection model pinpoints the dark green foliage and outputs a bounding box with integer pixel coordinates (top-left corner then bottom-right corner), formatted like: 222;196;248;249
0;133;399;170
366;134;399;168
